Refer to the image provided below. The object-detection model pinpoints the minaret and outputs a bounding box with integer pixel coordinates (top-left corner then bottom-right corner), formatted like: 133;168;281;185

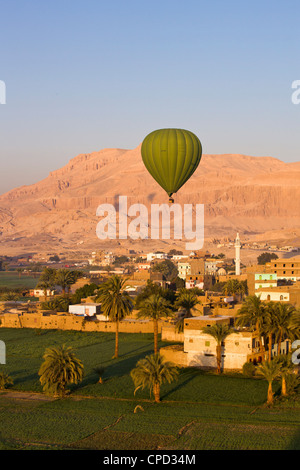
235;233;241;276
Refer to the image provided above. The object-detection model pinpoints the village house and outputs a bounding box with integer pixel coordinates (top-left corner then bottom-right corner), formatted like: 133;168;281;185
68;303;103;317
146;252;168;262
177;261;191;279
160;315;290;371
255;283;300;307
137;262;152;271
30;288;56;298
247;259;300;307
266;257;300;281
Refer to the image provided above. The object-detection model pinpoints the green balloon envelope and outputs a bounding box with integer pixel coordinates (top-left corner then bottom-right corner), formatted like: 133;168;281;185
141;128;202;200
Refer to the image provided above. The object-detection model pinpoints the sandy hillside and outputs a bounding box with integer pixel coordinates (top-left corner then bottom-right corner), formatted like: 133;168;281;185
0;145;299;257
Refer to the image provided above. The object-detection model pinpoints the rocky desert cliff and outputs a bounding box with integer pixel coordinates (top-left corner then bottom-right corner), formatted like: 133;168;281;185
0;144;299;256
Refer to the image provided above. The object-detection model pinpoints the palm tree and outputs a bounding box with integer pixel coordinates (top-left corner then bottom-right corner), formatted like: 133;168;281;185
55;269;76;296
262;302;278;361
130;353;179;403
40;296;70;312
201;323;233;374
96;275;133;358
16;268;23;278
222;279;246;298
38;345;84;397
271;303;299;356
274;354;295;397
174;289;199;333
137;294;173;354
35;267;56;300
235;295;266;354
0;292;19;301
257;360;282;405
36;280;52;300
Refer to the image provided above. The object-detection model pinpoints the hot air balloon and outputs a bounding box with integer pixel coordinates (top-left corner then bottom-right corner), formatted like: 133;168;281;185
141;128;202;203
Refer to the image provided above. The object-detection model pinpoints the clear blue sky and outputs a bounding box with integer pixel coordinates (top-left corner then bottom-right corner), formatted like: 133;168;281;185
1;0;300;193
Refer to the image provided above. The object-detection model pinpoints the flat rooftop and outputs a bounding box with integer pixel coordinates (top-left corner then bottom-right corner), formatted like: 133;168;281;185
188;315;233;321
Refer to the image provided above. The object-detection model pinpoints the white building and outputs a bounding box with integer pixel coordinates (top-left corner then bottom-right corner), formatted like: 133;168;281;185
138;262;152;271
178;262;191;280
88;251;115;266
32;289;55;297
68;303;108;320
184;320;253;370
185;276;204;290
255;289;290;302
161;315;291;370
171;254;188;261
146;252;168;262
205;258;222;275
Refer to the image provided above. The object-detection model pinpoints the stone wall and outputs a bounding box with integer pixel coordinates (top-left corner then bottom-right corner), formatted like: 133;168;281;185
0;312;165;334
161;324;184;343
160;344;188;367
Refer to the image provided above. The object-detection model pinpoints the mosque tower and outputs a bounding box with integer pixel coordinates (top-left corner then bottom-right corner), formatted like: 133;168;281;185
235;233;241;276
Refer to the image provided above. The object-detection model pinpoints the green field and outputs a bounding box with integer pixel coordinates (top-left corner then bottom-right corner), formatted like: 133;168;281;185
0;272;38;290
0;328;299;450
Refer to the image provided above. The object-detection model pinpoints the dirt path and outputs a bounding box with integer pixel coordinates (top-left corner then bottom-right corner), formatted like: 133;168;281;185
0;390;54;402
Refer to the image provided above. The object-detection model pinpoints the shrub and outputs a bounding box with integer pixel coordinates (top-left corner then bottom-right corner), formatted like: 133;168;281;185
0;371;13;390
242;362;256;378
286;373;300;395
93;366;105;384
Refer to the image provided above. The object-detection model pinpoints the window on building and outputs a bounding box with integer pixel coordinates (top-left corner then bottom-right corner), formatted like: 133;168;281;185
280;295;283;300
205;341;210;347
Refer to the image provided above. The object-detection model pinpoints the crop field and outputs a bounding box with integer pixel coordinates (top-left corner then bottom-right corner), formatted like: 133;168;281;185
0;272;38;290
0;328;299;450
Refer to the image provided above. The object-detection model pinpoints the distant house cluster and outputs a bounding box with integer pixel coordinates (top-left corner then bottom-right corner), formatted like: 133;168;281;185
247;257;300;306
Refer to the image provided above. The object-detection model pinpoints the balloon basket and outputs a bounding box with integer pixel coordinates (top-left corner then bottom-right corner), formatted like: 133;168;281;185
168;197;174;204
